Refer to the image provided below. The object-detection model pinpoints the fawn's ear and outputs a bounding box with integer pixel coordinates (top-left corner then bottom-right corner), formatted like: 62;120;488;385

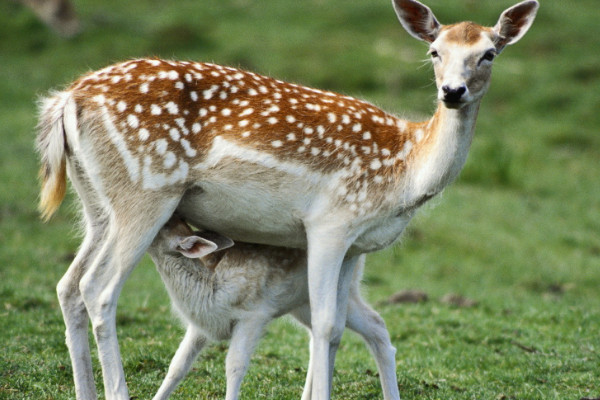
392;0;441;43
175;236;219;259
493;0;539;52
194;231;235;252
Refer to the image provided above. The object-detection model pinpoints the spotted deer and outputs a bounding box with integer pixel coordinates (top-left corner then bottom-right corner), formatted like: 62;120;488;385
146;215;399;400
36;0;539;399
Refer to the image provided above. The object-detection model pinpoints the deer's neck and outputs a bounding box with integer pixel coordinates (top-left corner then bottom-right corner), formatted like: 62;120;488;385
405;101;480;201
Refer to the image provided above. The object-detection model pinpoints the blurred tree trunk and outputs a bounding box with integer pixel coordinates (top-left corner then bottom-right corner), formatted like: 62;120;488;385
16;0;80;37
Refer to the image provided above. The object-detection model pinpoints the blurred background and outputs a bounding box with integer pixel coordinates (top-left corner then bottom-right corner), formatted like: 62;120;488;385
1;0;598;399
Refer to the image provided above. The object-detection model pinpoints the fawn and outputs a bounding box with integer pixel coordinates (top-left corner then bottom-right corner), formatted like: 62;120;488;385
147;215;398;400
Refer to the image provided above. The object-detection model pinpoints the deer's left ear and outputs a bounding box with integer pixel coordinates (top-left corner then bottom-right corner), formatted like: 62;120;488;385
493;0;539;52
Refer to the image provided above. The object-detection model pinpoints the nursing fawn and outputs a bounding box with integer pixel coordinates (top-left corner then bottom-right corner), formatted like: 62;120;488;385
147;215;398;400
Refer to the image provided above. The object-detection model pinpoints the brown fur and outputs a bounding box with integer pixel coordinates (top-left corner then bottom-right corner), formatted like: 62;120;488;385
441;22;492;45
71;59;415;180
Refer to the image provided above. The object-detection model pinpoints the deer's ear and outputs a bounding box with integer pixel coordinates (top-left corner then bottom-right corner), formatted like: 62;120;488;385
175;236;218;259
493;0;539;52
392;0;441;43
194;231;234;252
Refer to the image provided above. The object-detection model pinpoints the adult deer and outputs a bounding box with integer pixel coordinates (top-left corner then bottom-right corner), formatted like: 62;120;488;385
36;0;538;399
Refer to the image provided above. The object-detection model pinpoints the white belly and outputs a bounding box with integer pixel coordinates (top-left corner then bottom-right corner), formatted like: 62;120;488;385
177;180;309;248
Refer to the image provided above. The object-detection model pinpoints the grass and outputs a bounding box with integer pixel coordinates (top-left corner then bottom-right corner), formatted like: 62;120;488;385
1;0;599;398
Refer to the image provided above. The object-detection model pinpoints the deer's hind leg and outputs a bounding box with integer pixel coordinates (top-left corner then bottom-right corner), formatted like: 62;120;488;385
56;160;111;400
77;191;181;399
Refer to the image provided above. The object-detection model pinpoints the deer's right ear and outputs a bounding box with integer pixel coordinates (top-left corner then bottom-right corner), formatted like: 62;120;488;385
392;0;441;43
175;236;219;259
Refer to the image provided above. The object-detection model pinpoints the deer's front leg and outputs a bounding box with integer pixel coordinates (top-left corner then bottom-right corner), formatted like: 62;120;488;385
305;223;355;400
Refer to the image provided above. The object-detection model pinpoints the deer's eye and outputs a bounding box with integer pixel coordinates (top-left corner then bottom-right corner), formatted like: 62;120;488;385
480;50;496;64
430;50;440;59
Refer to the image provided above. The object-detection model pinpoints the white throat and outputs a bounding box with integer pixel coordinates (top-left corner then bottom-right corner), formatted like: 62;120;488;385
407;101;480;201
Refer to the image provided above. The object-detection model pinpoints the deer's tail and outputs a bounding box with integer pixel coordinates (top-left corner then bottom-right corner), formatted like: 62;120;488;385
36;91;75;221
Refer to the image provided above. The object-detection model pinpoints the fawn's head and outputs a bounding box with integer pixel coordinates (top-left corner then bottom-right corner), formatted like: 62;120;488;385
393;0;539;109
151;215;234;261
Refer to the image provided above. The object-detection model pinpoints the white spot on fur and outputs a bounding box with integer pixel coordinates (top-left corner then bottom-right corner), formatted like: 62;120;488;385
203;85;219;100
317;125;326;137
127;114;139;129
138;128;150;141
169;128;181;142
163;151;177;168
93;94;106;105
151;104;162;115
415;128;425;142
139;83;149;93
370;159;382;170
165;102;179;115
155;138;168;155
117;101;127;112
397;120;407;131
397;140;413;160
240;108;254;117
180;139;197;157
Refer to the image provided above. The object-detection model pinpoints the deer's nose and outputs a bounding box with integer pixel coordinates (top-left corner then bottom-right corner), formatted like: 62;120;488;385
442;85;467;103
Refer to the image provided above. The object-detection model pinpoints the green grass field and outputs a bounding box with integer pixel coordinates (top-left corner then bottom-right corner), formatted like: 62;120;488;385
1;0;599;398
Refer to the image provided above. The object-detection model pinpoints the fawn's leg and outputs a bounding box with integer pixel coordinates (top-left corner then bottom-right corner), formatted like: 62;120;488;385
224;316;270;400
346;288;400;400
153;326;208;400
